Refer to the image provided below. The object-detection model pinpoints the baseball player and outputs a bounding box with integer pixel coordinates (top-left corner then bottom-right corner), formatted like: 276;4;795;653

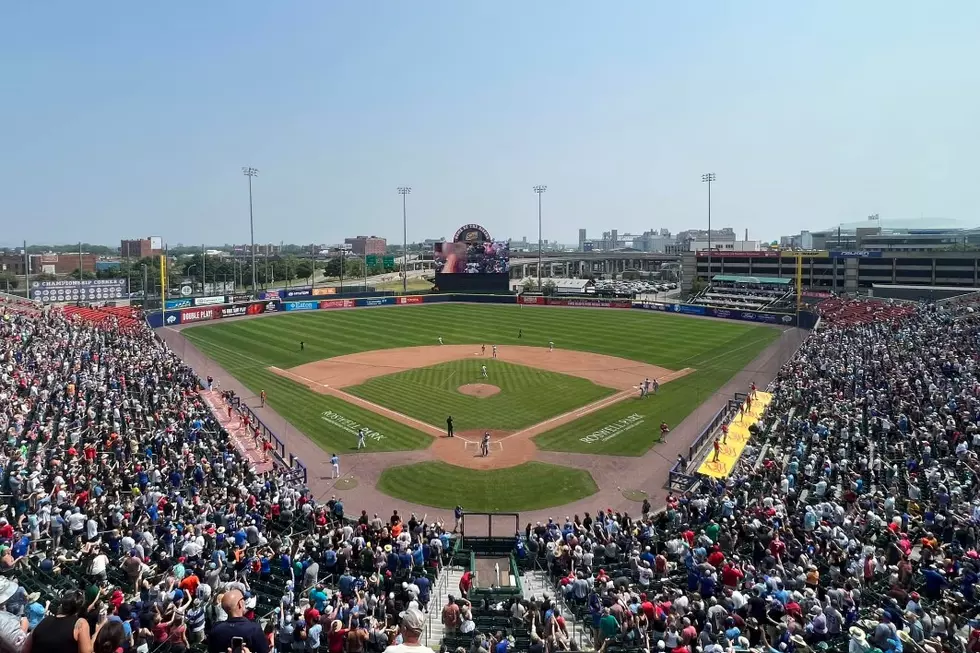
357;428;366;449
643;378;651;397
492;345;498;359
481;344;486;356
330;453;340;478
438;336;444;345
518;329;523;339
638;381;646;398
481;432;490;457
652;378;660;394
481;365;488;379
549;341;554;352
260;390;266;407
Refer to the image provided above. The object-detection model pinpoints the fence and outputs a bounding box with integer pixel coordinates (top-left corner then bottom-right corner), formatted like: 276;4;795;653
229;394;308;485
667;391;747;492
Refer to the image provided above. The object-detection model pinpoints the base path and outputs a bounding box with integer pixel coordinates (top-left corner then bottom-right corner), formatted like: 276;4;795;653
270;344;692;469
274;344;690;391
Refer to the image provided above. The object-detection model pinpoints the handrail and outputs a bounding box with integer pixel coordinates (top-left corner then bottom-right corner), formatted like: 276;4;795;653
667;391;746;490
230;394;308;484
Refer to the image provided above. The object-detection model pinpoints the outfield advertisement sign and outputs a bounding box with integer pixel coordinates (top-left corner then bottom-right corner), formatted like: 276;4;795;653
194;295;226;306
319;410;385;441
518;296;630;309
579;413;646;444
397;296;424;305
518;295;546;305
282;287;314;298
181;307;220;323
632;302;805;327
830;250;882;259
320;299;357;310
360;297;395;307
283;301;318;311
165;298;193;310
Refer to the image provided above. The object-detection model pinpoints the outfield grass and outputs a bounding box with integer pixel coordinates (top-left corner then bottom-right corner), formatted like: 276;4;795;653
345;359;614;431
182;304;780;456
377;461;598;511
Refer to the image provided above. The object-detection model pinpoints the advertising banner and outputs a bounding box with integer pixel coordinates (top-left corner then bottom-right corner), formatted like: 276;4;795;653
194;295;226;306
30;278;127;302
283;301;318;311
397;296;424;305
260;290;281;300
675;304;706;316
312;287;337;296
162;312;181;327
696;251;780;258
230;293;253;303
165;298;193;310
518;295;546;305
830;250;882;259
359;297;395;307
320;299;357;310
181;307;220;323
639;302;670;311
561;298;631;309
282;287;313;298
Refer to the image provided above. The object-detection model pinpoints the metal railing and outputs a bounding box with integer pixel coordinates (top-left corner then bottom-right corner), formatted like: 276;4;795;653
667;391;747;491
230;394;308;484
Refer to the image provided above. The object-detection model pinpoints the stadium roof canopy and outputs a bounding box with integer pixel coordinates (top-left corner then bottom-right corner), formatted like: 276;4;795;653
713;274;791;286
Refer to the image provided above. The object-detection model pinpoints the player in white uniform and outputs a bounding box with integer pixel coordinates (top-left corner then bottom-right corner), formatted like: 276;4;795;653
549;341;554;352
357;429;366;449
438;336;444;345
481;365;488;379
492;345;498;359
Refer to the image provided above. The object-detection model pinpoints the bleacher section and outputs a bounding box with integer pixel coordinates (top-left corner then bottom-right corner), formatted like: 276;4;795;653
61;304;142;329
692;275;795;311
815;297;916;326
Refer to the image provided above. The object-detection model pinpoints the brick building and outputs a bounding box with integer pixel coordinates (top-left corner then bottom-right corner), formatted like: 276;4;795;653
120;237;163;258
0;253;98;276
344;236;387;256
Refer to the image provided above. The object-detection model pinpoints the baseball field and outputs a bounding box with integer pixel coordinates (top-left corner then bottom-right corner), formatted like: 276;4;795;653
182;303;781;511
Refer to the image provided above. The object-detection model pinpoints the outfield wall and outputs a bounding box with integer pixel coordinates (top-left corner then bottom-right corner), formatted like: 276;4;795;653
147;293;818;329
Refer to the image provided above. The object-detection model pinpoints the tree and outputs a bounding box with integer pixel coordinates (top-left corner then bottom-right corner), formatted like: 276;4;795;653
0;273;18;290
293;260;314;280
521;278;536;293
68;269;97;280
542;280;557;296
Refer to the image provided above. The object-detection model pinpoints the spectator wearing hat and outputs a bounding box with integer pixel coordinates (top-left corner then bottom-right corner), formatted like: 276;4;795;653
386;608;434;653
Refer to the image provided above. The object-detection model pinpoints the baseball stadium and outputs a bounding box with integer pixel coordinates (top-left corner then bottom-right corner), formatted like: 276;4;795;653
153;222;809;521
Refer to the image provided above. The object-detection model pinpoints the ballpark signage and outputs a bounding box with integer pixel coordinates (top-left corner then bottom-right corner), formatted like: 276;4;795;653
320;299;356;310
181;307;219;323
30;279;127;302
453;223;493;243
194;295;226;306
283;301;317;311
579;413;646;444
397;296;423;305
165;298;193;310
830;250;882;259
319;410;385;441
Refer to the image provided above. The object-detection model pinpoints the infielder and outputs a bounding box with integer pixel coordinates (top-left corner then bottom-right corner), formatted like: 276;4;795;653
330;453;340;478
549;341;554;352
481;432;491;457
492;345;498;359
481;344;486;355
357;428;366;449
438;336;444;345
481;365;488;379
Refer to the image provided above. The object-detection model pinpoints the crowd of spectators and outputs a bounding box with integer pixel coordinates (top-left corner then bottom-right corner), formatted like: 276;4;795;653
510;300;980;653
6;295;980;653
0;304;454;653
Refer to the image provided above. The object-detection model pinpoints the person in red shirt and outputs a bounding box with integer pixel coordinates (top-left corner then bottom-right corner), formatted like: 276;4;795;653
459;570;474;598
707;546;725;569
721;562;743;588
712;438;721;462
721;423;729;443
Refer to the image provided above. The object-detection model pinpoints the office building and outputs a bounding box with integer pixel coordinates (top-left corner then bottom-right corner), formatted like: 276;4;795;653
344;236;387;256
120;237;163;258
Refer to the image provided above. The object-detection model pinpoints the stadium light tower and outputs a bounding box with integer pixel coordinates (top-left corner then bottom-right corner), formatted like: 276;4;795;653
701;173;715;280
242;167;259;291
534;185;547;288
398;187;412;295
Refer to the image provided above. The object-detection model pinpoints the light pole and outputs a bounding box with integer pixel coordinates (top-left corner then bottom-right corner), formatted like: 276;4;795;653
398;187;411;294
701;173;715;284
533;185;547;288
242;167;259;291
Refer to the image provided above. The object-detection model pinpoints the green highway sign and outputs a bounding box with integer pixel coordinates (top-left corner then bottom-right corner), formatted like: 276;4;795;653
365;255;378;266
383;255;394;267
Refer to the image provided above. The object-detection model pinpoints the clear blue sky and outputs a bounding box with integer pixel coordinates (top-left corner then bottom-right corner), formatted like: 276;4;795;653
2;1;978;248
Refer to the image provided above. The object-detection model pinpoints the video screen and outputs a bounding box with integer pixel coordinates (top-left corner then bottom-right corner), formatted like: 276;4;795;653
433;240;510;274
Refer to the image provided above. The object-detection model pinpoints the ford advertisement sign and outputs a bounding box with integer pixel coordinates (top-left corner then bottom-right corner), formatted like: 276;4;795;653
283;301;318;311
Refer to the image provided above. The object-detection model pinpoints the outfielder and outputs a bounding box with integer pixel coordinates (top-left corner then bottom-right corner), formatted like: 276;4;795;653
357;428;366;449
481;365;488;379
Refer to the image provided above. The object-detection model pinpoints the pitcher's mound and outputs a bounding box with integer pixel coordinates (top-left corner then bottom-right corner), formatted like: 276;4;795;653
457;383;501;397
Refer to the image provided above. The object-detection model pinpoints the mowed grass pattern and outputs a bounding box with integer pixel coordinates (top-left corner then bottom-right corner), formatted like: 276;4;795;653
345;359;614;431
376;461;599;512
182;304;781;455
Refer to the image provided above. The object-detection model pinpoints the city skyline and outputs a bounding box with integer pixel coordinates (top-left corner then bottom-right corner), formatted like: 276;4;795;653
2;2;977;246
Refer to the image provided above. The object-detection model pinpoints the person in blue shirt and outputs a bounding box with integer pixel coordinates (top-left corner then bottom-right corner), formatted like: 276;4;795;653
922;566;947;600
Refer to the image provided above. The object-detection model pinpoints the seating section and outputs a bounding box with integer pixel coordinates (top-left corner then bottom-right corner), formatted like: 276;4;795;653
815;297;916;326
